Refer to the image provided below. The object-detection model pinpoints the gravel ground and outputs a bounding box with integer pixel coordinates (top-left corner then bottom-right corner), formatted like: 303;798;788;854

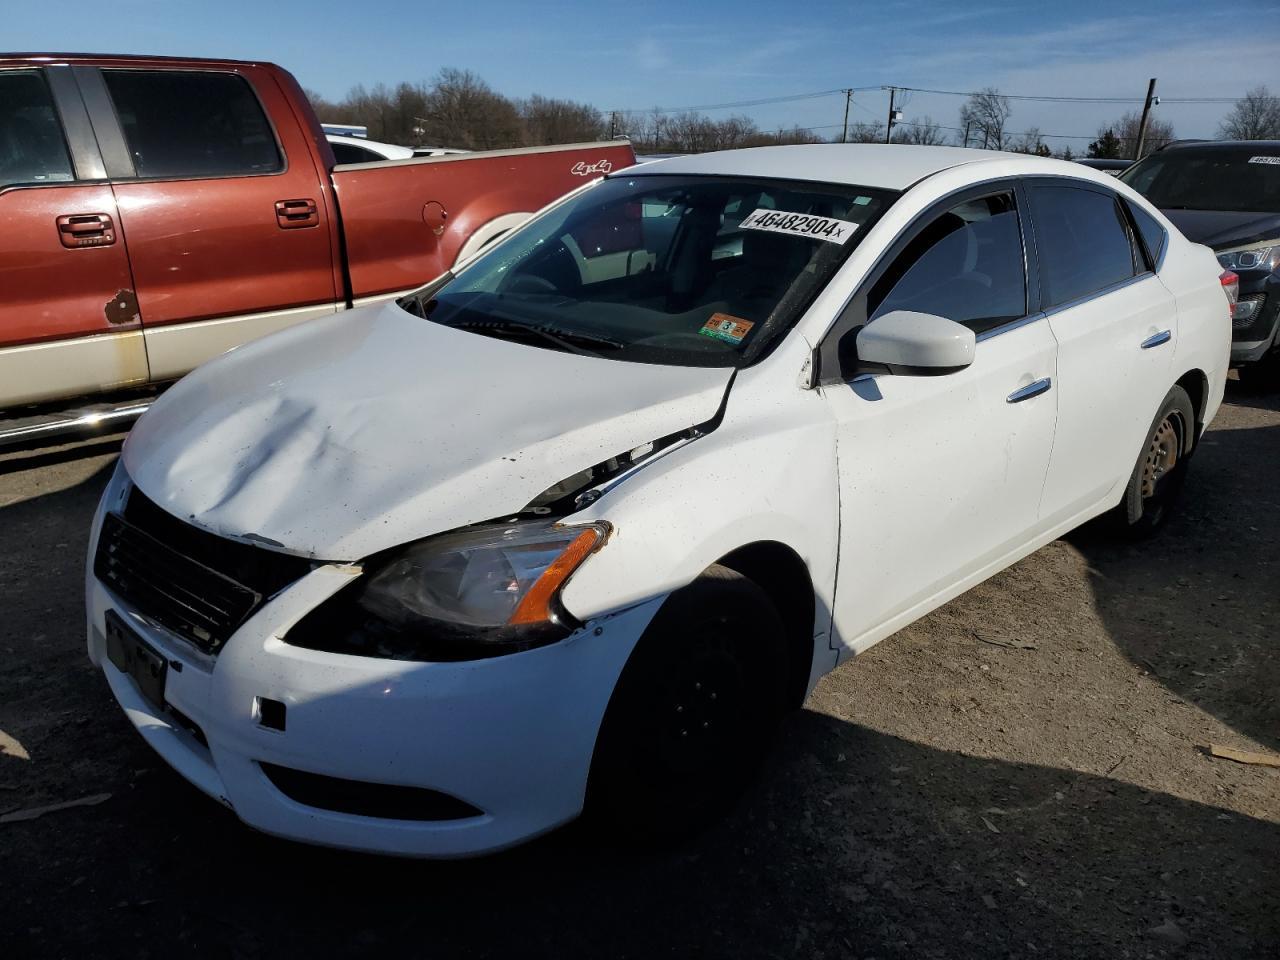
1;383;1276;960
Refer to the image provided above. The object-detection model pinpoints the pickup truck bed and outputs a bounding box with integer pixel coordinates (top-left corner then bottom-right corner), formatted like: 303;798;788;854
0;53;634;442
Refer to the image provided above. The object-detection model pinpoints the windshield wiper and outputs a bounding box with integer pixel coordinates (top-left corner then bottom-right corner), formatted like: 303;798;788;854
449;318;624;356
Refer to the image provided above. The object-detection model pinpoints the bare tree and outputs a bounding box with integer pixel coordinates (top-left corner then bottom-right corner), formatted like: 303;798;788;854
893;116;948;145
1010;127;1051;156
1111;109;1175;157
519;95;606;145
846;121;883;143
1218;86;1280;140
959;88;1012;150
417;68;523;149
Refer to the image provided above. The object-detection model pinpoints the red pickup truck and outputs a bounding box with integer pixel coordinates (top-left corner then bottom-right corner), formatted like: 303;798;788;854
0;53;634;445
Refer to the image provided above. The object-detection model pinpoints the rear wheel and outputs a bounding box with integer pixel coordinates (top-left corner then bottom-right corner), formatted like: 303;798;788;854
586;564;788;839
1120;385;1195;536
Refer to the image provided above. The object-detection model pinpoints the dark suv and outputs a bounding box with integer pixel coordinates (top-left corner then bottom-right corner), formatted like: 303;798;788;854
1121;140;1280;385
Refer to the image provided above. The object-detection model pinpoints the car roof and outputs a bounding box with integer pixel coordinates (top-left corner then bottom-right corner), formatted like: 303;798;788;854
1161;139;1280;152
614;143;1045;191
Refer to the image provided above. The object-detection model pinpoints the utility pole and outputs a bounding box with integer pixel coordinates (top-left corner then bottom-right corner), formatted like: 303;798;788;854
963;120;971;148
840;88;852;143
884;86;897;144
1133;78;1158;160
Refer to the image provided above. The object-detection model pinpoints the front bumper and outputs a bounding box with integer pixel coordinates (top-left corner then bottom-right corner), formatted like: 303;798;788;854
85;468;662;857
1230;271;1279;364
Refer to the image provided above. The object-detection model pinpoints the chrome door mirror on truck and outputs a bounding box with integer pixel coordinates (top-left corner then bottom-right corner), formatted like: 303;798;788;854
852;310;976;377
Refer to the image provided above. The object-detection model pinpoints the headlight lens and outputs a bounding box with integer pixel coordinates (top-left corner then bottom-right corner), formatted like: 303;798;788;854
285;520;609;661
1217;242;1279;273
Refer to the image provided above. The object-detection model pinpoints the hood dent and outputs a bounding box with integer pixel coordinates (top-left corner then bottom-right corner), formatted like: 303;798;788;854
124;302;732;561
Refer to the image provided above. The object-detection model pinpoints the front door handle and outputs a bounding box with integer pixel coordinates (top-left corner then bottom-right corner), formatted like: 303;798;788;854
56;213;115;248
1141;330;1172;349
1007;377;1052;404
275;198;319;229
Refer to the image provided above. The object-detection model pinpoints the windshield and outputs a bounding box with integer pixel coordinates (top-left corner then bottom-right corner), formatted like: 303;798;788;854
400;175;894;367
1120;147;1280;213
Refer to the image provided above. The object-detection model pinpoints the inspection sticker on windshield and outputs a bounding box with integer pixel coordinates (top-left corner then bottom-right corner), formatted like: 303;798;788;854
740;209;858;245
699;313;754;345
1248;156;1280;165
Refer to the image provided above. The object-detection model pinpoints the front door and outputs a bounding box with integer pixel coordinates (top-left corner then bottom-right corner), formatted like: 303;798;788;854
823;184;1058;658
0;66;146;410
77;64;339;381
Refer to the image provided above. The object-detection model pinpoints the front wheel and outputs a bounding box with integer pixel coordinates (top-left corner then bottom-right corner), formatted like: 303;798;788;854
586;565;788;840
1119;384;1195;536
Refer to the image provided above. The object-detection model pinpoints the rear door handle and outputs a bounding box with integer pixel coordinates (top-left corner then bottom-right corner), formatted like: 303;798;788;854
1140;330;1172;349
56;213;115;248
275;198;319;229
1007;377;1052;404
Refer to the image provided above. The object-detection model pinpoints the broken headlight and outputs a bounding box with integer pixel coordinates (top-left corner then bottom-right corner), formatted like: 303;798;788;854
285;521;609;661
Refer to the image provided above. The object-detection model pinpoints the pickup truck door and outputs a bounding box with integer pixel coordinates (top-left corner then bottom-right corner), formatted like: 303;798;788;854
74;64;339;381
821;183;1058;660
0;66;147;410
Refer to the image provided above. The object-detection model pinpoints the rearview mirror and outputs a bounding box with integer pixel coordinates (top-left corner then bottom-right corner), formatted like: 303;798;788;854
853;310;975;377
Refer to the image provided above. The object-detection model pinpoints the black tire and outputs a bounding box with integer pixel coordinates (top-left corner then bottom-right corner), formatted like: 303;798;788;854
1119;384;1195;537
586;564;788;839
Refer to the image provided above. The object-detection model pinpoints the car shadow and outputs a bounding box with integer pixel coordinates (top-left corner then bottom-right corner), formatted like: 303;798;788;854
1066;407;1280;753
1;450;1277;959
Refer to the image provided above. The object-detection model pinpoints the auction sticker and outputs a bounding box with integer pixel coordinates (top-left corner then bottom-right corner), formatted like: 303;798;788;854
1248;156;1280;165
699;313;755;345
740;208;858;244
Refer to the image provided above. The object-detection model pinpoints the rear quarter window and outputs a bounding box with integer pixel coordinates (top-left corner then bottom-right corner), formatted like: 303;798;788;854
103;70;282;179
1125;200;1168;269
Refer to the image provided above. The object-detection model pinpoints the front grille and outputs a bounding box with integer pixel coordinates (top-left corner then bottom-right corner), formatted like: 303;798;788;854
94;487;314;654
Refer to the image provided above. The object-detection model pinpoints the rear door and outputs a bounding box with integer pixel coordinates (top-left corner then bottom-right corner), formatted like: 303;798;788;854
0;65;146;409
76;64;339;381
1025;179;1177;525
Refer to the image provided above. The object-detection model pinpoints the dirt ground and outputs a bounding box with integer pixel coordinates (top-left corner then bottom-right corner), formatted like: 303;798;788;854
1;383;1277;960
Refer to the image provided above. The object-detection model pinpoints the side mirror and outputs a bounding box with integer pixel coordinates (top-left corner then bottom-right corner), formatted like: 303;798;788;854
853;310;975;376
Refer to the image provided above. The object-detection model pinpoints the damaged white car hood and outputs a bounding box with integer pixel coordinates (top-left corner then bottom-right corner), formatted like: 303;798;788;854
124;302;731;560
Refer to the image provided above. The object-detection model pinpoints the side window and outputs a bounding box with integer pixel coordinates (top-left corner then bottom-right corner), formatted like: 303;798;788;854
1029;185;1139;309
102;70;282;179
1125;199;1167;270
868;191;1027;334
0;71;75;188
330;140;382;164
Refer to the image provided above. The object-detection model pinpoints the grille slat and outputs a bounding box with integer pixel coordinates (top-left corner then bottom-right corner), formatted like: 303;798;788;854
94;487;314;655
105;537;243;619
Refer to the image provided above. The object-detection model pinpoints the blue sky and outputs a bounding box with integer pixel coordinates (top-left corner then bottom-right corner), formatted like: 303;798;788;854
8;0;1278;144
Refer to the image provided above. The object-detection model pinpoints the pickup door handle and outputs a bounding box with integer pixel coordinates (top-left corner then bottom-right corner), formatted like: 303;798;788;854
275;199;319;229
1007;377;1052;404
56;213;115;248
1140;330;1172;349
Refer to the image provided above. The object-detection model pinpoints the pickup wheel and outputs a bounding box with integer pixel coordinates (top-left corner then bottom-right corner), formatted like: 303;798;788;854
586;564;787;841
1120;384;1195;537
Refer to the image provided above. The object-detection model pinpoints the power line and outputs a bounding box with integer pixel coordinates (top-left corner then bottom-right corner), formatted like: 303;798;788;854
615;84;1267;117
614;89;849;116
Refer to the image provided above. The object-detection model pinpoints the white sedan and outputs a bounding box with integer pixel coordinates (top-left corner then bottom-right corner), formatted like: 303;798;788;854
86;144;1231;856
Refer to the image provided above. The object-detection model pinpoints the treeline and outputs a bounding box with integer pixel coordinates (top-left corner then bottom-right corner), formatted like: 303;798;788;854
308;71;1280;159
306;68;834;152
